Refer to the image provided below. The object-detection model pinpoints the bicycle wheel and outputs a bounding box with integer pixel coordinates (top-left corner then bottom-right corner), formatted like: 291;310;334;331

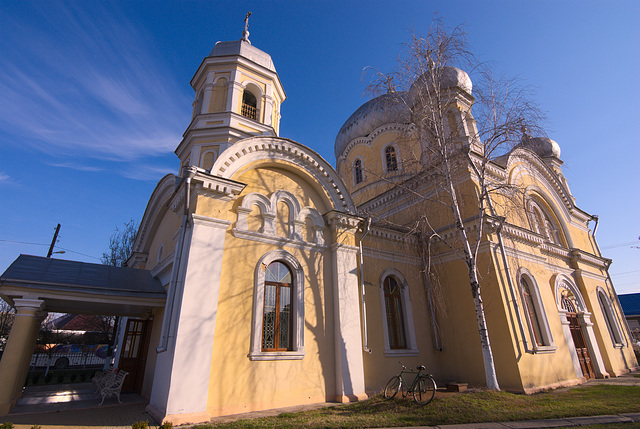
413;376;436;405
384;376;401;399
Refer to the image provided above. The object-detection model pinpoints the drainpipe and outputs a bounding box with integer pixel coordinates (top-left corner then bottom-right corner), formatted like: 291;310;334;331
486;197;533;354
590;215;630;348
358;218;372;354
157;167;197;353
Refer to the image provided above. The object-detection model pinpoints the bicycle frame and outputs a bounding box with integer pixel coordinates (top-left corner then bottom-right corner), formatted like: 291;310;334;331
397;366;424;395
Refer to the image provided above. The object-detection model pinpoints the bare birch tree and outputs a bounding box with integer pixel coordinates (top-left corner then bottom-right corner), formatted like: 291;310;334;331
367;19;543;390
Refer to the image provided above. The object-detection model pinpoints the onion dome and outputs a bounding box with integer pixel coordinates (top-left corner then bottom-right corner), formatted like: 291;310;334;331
408;66;473;102
521;135;561;159
334;91;410;159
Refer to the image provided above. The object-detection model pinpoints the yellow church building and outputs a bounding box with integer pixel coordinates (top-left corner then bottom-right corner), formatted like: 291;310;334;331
0;29;637;425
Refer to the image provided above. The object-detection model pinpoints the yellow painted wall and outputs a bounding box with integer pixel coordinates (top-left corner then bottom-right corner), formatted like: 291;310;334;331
193;164;339;416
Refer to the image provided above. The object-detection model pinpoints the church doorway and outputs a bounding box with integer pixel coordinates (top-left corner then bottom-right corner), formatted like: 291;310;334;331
117;318;153;393
562;297;595;379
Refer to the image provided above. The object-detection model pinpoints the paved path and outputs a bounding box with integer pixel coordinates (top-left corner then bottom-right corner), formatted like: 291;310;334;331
1;372;639;428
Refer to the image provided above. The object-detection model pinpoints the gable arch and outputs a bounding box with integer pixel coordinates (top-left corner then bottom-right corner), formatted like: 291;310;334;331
211;136;356;213
506;148;575;216
132;174;178;260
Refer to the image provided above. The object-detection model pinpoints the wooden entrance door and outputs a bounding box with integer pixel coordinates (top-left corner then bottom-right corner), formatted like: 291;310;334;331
118;318;152;393
567;313;595;379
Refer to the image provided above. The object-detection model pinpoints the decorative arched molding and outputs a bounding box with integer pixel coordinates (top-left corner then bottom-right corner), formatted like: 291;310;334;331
516;267;556;352
133;174;178;258
338;122;412;162
378;267;419;356
235;190;326;248
249;249;305;360
596;286;624;347
554;274;586;312
237;192;272;233
506;147;590;228
211;136;356;213
298;206;326;246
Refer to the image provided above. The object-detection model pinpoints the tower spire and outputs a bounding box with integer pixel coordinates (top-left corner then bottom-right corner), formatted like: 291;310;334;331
242;11;252;44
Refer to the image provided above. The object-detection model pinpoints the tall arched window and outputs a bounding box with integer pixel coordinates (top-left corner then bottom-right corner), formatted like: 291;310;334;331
242;90;257;120
262;261;293;351
384;276;406;349
597;289;624;347
354;158;364;185
518;270;555;352
385;146;398;172
528;199;562;245
521;278;544;346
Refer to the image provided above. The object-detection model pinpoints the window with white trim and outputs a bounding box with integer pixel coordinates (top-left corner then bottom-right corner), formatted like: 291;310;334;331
518;270;556;352
249;250;305;360
597;288;624;347
378;269;418;356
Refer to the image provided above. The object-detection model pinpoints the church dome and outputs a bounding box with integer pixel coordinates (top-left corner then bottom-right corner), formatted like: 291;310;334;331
522;136;561;159
408;66;473;102
334;91;410;159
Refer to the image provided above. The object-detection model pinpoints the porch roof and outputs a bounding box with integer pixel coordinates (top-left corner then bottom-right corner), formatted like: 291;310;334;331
0;255;166;316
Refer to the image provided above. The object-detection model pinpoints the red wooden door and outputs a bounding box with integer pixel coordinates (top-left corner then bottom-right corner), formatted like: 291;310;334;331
118;318;152;393
567;313;595;379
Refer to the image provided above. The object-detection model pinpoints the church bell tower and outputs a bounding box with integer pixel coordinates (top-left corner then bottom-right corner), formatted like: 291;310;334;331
175;14;286;173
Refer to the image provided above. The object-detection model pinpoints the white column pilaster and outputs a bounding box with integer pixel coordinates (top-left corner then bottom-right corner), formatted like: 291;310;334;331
579;312;609;379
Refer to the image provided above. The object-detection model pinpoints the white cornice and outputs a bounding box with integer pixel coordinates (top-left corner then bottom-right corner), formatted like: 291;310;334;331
231;229;327;252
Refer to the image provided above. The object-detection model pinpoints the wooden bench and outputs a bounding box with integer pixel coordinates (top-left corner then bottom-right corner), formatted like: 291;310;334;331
94;369;129;405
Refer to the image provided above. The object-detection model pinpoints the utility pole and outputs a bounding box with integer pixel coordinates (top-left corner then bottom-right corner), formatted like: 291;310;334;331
46;224;61;258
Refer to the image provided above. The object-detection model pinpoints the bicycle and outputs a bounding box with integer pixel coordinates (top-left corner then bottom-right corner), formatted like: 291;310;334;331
383;362;437;405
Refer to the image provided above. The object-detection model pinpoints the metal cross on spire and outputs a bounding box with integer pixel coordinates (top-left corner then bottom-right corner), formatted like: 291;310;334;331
242;11;252;44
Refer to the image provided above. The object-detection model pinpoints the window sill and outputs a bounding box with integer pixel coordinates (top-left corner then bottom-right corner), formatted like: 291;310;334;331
383;348;419;357
249;350;305;361
532;345;557;354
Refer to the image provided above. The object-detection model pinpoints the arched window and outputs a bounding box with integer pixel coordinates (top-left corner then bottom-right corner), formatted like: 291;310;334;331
528;199;562;245
262;261;293;351
242;90;257;120
522;278;544;346
250;250;305;360
518;270;555;352
385;146;398;172
354;158;364;185
597;289;624;347
384;276;406;349
378;269;418;356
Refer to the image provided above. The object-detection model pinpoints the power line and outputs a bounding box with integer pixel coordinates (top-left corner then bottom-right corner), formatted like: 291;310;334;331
0;239;101;260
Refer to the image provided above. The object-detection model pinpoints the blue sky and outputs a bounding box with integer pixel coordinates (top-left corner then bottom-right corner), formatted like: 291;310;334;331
1;1;638;294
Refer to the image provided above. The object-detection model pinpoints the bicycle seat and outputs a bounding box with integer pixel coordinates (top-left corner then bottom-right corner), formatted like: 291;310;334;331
417;365;426;371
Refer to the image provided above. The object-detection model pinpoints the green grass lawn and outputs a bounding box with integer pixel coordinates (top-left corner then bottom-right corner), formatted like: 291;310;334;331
197;385;640;428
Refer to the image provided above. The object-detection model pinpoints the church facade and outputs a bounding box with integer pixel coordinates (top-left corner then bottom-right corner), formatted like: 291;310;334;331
128;34;636;424
0;31;636;424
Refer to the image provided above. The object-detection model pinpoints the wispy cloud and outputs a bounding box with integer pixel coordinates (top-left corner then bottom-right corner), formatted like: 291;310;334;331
0;172;9;183
47;163;104;172
0;2;191;164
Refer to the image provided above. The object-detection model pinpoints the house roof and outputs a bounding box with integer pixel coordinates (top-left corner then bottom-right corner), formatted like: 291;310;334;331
0;255;166;316
619;293;640;317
